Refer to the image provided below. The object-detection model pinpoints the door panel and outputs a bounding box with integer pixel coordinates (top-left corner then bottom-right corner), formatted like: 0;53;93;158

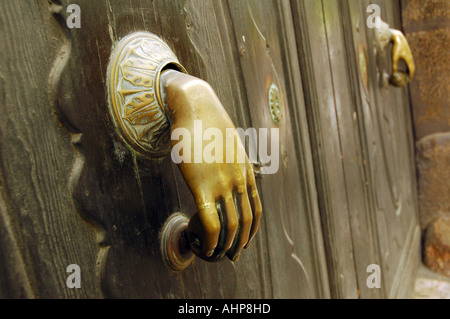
292;0;363;298
348;0;420;298
0;0;100;298
0;0;419;299
291;0;420;298
40;0;327;298
227;0;329;298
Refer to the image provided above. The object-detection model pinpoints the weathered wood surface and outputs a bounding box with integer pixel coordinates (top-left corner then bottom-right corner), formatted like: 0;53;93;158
0;0;419;299
353;0;420;298
291;0;420;298
0;0;329;298
0;0;100;298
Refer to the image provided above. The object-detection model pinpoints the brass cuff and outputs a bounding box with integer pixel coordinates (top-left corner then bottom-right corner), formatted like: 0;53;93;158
107;32;187;158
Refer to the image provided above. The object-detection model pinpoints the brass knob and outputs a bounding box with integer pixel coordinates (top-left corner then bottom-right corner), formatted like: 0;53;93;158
107;32;262;271
160;213;194;271
375;18;415;87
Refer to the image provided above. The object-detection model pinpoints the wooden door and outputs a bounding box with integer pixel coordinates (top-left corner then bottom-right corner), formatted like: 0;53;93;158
0;0;419;299
0;0;329;298
291;0;420;298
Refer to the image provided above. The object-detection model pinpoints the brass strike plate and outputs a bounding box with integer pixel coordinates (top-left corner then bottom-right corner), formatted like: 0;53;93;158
107;32;187;157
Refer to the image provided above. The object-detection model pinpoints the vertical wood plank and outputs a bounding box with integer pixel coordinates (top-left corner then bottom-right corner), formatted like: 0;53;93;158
0;0;101;298
356;0;420;297
291;0;360;298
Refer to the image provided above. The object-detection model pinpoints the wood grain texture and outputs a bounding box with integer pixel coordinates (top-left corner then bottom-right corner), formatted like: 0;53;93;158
356;0;420;298
291;0;420;298
227;0;329;298
291;0;361;298
0;0;419;299
0;0;100;298
38;0;329;298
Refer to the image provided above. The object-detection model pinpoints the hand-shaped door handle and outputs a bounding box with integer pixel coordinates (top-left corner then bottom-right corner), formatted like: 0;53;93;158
107;32;262;271
375;18;415;87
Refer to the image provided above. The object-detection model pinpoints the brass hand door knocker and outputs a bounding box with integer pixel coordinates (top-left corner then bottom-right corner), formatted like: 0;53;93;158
374;17;415;87
107;32;262;271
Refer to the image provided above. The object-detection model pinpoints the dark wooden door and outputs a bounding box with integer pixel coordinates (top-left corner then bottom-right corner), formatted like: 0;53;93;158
0;0;419;299
0;0;329;299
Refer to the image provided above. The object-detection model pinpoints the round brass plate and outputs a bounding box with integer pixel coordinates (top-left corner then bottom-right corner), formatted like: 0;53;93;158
160;213;194;271
107;32;187;157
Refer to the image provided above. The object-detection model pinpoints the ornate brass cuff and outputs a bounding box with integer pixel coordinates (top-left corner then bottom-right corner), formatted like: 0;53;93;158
107;32;187;157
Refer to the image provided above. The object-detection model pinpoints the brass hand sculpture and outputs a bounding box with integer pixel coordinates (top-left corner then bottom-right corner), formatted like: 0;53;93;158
375;18;415;87
161;70;262;262
389;29;415;87
107;32;262;269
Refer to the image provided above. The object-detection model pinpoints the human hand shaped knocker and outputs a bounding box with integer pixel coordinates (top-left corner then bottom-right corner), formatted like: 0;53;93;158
107;32;262;270
161;70;262;262
389;29;415;87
